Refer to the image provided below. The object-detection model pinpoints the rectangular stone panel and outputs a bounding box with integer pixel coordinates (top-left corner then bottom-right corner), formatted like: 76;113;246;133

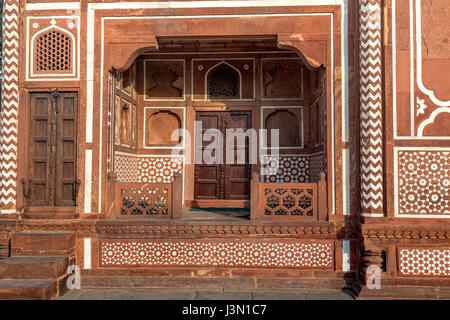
100;239;334;269
398;248;450;277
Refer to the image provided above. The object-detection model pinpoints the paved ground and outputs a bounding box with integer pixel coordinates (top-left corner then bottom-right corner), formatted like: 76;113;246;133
60;288;354;300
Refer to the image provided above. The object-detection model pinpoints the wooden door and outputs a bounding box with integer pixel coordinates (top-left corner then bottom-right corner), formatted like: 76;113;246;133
55;93;77;205
28;92;78;207
194;112;222;199
29;93;52;206
194;111;251;201
223;111;251;200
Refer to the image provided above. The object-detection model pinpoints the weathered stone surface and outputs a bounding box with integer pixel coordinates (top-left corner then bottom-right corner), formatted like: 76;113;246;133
81;276;256;290
11;233;75;256
195;290;252;300
0;256;68;279
0;279;57;300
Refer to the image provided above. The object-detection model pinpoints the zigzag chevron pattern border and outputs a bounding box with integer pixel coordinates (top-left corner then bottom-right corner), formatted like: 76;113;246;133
360;0;384;215
0;0;19;212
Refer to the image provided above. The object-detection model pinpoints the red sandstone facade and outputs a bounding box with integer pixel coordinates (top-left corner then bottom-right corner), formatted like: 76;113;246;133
0;0;448;299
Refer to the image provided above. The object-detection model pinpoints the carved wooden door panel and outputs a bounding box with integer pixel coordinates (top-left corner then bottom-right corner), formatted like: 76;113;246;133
55;93;77;206
194;112;222;199
223;111;251;200
29;93;52;206
194;111;251;200
28;92;78;206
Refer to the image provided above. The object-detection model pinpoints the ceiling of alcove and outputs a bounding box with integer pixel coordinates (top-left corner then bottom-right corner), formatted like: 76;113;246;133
148;36;294;54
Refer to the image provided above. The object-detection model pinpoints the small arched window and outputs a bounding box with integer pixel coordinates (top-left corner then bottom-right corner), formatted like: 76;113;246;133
207;62;240;99
34;29;72;73
265;110;301;147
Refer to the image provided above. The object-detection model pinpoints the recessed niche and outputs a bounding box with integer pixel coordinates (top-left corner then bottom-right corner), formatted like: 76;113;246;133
145;60;184;100
262;59;304;99
263;108;303;148
145;108;183;147
120;100;132;146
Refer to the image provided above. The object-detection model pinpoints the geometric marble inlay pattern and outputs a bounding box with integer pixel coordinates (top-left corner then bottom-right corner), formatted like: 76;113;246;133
397;150;450;215
399;248;450;277
262;155;309;183
137;157;182;183
114;154;138;182
100;240;333;269
114;154;183;183
309;152;324;182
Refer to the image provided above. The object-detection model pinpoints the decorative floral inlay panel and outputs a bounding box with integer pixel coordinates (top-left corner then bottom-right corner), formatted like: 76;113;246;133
397;150;450;215
101;240;333;268
399;248;450;277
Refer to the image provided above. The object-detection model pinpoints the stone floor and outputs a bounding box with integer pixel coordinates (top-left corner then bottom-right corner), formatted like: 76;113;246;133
181;208;250;221
60;288;354;300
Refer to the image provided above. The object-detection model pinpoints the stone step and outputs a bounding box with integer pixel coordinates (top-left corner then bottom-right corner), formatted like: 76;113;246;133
0;279;58;300
11;232;75;256
80;275;352;292
0;256;69;280
0;238;10;257
358;285;450;300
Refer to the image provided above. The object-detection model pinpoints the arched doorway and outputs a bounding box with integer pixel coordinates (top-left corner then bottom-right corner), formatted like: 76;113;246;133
104;36;327;220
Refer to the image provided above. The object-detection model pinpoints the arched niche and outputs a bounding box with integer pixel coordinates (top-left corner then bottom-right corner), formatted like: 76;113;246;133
120;103;131;145
206;62;241;99
145;60;184;99
265;109;302;148
146;110;182;146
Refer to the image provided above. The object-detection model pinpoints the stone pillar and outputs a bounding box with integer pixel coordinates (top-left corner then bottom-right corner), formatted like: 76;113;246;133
359;0;384;216
0;0;19;213
171;173;183;219
317;172;328;221
250;172;260;221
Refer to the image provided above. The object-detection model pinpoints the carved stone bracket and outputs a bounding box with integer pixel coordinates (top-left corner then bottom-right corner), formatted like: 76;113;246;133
106;36;159;71
277;34;327;68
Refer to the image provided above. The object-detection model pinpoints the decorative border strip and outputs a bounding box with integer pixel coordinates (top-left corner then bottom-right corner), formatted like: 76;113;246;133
359;0;384;216
100;239;334;268
0;0;19;212
0;221;347;238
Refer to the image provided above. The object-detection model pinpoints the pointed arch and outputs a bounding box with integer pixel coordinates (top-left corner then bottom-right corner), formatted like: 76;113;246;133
205;61;242;100
31;25;76;76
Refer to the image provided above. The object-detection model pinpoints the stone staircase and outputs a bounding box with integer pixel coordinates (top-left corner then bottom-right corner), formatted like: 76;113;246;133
0;232;75;299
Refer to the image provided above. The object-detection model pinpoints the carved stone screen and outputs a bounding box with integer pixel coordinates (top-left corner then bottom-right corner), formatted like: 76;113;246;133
207;63;240;99
35;30;72;73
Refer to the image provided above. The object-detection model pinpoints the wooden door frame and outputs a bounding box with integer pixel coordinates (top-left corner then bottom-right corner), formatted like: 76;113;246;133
18;88;80;217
